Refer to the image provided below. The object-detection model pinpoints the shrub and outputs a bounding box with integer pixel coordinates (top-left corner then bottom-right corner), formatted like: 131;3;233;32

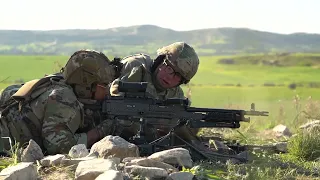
287;126;320;161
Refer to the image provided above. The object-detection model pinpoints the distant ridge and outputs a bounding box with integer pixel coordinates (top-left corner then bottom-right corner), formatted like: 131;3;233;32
1;24;320;56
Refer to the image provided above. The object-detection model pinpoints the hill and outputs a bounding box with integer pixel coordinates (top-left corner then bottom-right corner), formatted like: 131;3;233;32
1;25;320;56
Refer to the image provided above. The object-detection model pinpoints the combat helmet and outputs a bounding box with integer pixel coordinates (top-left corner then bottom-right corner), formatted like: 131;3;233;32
61;49;116;99
155;42;200;84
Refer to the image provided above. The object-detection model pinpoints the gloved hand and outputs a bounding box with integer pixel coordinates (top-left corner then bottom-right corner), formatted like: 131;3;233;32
95;120;115;139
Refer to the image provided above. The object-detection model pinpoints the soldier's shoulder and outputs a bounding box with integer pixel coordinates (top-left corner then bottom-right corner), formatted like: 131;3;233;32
121;54;153;69
118;53;153;78
34;81;77;103
122;53;152;63
50;81;75;95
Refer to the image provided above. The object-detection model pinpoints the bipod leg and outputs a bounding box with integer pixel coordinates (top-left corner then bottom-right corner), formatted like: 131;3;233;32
149;129;174;145
172;133;248;162
171;132;211;160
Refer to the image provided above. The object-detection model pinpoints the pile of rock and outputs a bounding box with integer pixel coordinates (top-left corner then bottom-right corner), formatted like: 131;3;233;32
0;135;196;180
4;120;316;180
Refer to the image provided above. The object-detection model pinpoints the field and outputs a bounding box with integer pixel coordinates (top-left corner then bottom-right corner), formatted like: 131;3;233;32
1;54;320;179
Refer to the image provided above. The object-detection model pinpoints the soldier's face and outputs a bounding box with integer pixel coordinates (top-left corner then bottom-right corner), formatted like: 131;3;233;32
155;63;182;89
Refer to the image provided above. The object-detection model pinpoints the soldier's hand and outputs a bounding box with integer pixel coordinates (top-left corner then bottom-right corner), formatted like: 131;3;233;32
95;120;114;139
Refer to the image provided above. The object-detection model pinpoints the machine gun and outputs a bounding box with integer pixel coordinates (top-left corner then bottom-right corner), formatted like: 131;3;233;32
87;81;269;162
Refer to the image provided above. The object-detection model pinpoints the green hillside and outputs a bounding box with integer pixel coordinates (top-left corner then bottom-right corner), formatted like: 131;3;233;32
1;25;320;56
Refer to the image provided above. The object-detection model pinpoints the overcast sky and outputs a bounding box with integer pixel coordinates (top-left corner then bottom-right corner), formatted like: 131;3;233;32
1;0;318;34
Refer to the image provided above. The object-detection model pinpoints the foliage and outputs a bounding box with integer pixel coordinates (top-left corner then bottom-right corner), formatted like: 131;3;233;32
218;53;320;67
181;152;320;180
0;141;20;171
287;126;320;161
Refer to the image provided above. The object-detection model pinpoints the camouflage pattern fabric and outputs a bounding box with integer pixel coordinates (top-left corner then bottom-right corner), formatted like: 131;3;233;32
110;53;185;100
63;49;115;85
0;79;86;154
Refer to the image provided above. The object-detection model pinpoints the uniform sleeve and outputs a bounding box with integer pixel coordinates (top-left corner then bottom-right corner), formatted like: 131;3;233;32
41;86;86;154
109;54;152;96
110;66;145;96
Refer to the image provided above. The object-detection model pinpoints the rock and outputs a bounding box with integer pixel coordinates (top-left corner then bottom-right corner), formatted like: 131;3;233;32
40;154;66;167
20;139;44;163
274;142;288;153
68;144;89;158
125;165;168;179
166;172;194;180
299;120;320;131
125;158;178;173
74;158;118;180
272;124;292;137
95;170;124;180
148;148;193;168
122;157;145;163
60;156;97;171
90;135;139;160
0;162;37;180
86;151;99;158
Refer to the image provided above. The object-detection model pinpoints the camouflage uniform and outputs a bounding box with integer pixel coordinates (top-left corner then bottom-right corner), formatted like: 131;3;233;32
109;42;200;140
0;78;86;154
0;50;118;155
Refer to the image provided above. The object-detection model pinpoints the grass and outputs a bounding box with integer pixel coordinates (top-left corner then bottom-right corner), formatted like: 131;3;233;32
181;85;320;133
0;142;20;171
191;55;320;86
183;152;320;180
0;54;320;179
223;53;320;67
0;55;67;84
287;126;320;161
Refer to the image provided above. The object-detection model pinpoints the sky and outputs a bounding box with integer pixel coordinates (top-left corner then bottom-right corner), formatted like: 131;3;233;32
1;0;318;34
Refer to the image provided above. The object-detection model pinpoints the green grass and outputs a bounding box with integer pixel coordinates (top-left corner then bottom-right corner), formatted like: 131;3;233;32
191;56;320;86
1;54;320;131
1;54;320;178
0;55;67;83
287;126;320;161
218;53;320;67
184;152;320;180
1;54;320;85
